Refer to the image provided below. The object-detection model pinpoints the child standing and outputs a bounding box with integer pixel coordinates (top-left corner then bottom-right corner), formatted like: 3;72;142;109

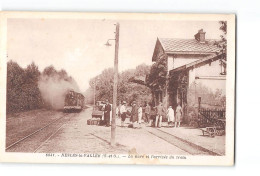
167;106;175;127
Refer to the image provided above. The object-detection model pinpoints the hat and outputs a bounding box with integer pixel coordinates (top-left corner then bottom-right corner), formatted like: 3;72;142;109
122;101;126;104
132;101;136;105
105;99;109;102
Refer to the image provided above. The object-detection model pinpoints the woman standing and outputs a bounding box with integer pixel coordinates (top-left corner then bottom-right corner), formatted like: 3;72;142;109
175;103;183;128
167;106;175;127
131;101;138;128
138;103;143;128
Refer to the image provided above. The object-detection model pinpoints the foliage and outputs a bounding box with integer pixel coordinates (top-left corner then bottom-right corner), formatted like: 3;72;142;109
219;21;227;35
146;56;167;90
187;81;226;108
42;66;78;87
218;21;227;54
89;68;114;103
186;81;226;124
7;61;43;113
86;64;152;106
213;21;227;59
7;61;79;113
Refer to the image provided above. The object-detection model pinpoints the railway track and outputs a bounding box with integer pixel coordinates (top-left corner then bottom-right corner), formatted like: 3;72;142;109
33;123;66;153
146;127;221;156
5;112;76;152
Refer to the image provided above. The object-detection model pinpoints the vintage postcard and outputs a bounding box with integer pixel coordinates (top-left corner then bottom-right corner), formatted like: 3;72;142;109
0;12;235;165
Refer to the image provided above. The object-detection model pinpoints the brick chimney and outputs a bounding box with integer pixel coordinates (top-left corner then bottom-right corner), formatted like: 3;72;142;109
194;29;206;43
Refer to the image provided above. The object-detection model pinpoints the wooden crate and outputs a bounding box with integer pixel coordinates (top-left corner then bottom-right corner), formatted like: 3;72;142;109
87;119;100;125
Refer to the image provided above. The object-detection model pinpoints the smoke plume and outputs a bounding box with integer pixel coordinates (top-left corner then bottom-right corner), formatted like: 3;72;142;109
38;68;80;109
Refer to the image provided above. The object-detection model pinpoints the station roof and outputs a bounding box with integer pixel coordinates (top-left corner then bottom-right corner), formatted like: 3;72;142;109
152;38;220;61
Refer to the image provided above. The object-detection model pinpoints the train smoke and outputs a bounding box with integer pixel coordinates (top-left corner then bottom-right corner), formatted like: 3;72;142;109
38;72;80;110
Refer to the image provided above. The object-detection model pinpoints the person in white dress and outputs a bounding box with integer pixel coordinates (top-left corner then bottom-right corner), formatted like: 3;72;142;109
167;106;175;127
138;104;143;128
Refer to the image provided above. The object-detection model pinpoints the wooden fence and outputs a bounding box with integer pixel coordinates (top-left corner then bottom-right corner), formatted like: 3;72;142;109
198;108;226;129
199;108;226;119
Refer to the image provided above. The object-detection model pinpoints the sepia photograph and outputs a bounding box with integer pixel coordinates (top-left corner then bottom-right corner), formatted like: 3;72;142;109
0;12;235;165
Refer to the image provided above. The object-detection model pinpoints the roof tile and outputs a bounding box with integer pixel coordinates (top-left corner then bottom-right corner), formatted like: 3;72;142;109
159;38;220;53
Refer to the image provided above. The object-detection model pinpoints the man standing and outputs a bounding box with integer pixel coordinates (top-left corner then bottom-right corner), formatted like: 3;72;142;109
120;101;127;127
155;102;165;128
104;99;111;127
144;102;151;124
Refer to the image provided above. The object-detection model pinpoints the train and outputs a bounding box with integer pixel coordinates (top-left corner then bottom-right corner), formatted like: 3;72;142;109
64;90;85;112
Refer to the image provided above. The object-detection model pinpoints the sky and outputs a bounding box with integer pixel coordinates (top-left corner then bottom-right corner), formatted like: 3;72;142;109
7;19;223;92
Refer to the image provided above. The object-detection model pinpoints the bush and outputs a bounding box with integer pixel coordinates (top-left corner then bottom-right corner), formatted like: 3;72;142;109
7;61;43;113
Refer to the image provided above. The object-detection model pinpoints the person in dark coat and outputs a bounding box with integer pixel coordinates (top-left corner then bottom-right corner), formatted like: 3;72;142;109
149;106;157;126
144;102;151;123
104;99;111;126
120;101;127;127
155;102;165;128
131;101;139;128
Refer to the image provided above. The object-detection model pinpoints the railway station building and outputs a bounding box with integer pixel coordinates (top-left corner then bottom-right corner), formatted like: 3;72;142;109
150;29;226;123
131;29;226;124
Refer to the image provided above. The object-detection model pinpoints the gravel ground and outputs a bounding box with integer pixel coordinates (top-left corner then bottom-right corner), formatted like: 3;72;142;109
159;127;225;155
36;109;129;154
36;108;189;155
7;108;224;155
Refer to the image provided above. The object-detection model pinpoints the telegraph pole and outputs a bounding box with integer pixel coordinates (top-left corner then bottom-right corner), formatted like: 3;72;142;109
165;56;169;109
93;80;96;106
111;23;119;146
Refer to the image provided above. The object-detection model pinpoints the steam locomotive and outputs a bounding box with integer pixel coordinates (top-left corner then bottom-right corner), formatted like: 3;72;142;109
64;90;85;112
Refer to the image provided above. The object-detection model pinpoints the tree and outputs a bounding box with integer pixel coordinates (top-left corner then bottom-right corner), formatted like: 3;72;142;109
89;68;114;103
87;64;152;106
24;62;42;110
146;56;167;90
6;61;80;113
219;21;227;55
6;61;43;113
187;81;226;108
7;61;25;112
135;64;150;76
42;65;58;77
214;21;227;75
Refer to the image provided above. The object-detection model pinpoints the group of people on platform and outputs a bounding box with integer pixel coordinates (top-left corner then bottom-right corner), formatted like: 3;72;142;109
102;99;183;129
